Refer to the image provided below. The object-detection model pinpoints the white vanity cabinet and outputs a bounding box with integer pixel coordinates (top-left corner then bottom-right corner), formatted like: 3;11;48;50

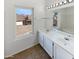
38;31;54;58
38;32;44;47
38;30;74;59
54;43;74;59
43;35;54;58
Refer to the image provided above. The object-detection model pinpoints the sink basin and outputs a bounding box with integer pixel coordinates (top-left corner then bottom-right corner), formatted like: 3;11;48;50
41;29;74;47
58;37;72;46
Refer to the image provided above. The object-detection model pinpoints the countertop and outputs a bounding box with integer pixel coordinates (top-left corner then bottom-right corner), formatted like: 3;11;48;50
38;29;74;56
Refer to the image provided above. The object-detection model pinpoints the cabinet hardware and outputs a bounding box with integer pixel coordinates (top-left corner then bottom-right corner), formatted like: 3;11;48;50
72;57;74;59
52;43;54;46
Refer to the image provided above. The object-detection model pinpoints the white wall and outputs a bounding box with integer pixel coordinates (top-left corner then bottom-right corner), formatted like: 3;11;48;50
4;0;46;57
44;3;53;30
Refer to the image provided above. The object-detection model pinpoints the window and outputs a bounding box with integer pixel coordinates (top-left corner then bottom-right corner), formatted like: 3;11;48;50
16;8;33;36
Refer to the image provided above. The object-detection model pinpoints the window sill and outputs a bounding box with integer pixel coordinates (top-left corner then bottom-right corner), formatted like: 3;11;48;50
16;32;35;40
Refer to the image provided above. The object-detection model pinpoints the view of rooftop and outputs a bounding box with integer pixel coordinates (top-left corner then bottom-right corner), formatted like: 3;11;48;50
16;8;32;36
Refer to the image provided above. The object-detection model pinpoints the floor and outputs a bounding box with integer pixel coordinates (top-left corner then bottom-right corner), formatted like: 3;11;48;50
6;44;52;59
16;25;32;36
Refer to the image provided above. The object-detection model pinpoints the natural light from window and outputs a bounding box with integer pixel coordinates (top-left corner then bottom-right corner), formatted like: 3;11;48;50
16;8;32;36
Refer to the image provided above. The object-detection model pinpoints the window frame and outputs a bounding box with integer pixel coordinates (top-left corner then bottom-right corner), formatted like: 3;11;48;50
15;6;34;38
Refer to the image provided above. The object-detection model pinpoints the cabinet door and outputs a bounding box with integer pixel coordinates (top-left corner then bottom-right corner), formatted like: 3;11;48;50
38;32;44;47
44;36;53;58
54;43;73;59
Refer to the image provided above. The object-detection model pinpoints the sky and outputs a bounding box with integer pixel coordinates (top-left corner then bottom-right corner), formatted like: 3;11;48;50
16;8;32;15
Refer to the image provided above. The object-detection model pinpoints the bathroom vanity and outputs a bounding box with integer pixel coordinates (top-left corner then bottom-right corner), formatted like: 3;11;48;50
38;29;74;59
38;0;74;59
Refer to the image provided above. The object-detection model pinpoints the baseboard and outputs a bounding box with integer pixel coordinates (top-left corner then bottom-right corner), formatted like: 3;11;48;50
5;42;38;58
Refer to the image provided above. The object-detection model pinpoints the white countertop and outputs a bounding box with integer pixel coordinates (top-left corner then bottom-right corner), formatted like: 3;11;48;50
38;29;74;56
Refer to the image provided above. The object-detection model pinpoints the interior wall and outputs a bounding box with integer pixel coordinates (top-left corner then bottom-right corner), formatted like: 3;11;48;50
45;10;53;30
44;0;55;30
4;0;46;57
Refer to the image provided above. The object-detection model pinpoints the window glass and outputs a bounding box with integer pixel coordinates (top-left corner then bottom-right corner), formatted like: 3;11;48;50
16;8;32;36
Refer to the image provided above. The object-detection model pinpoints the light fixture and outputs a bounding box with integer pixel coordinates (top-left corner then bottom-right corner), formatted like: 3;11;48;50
56;3;59;6
68;0;73;2
63;0;67;4
53;4;56;7
48;6;51;9
50;5;53;8
59;2;63;5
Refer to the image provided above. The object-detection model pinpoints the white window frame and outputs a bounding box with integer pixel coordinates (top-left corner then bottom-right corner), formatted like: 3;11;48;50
15;6;34;38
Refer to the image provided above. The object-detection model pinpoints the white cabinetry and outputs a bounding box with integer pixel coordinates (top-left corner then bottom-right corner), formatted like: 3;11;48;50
38;31;74;59
38;31;54;58
38;32;44;47
43;36;54;58
54;43;74;59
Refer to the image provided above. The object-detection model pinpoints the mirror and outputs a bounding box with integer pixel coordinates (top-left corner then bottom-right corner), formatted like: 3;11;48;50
53;6;74;34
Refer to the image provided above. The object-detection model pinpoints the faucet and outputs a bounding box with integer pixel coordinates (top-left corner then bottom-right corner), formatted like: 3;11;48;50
64;37;70;41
